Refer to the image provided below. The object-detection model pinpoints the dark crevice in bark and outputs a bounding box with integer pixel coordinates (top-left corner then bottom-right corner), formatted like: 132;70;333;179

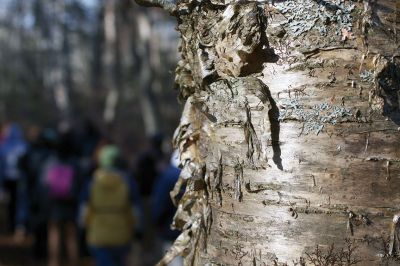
266;87;282;170
376;58;400;125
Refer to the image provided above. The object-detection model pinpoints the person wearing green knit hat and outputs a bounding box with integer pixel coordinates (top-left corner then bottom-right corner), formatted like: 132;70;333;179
97;145;120;169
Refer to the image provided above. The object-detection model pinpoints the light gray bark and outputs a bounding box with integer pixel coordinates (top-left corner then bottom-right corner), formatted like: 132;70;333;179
136;0;400;265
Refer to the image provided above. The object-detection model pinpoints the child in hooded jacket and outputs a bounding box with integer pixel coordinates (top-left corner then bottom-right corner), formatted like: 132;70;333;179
80;145;141;266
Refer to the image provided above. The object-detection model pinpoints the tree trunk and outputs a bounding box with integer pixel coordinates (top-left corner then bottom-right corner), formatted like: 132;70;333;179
46;0;72;122
136;12;162;136
137;0;400;265
103;0;120;124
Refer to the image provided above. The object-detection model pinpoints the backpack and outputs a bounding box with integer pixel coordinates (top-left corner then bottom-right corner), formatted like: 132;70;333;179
46;162;75;200
85;169;135;246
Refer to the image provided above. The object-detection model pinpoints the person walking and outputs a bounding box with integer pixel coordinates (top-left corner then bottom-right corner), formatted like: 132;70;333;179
152;150;183;266
44;130;79;266
0;123;27;233
80;145;140;266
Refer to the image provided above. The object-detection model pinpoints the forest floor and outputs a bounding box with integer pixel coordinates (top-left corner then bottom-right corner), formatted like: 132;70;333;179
0;237;43;266
0;201;45;266
0;201;161;266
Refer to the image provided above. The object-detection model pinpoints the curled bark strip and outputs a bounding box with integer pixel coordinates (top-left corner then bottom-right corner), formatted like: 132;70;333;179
346;210;372;237
244;103;262;165
302;46;357;59
156;229;191;266
170;176;186;207
234;161;244;202
372;56;400;124
389;214;400;257
347;210;356;236
214;154;223;207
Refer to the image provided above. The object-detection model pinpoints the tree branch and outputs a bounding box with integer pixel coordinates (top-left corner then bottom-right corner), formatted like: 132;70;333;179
133;0;177;14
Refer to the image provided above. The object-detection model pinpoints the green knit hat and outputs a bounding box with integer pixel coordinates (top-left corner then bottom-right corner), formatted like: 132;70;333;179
98;145;120;169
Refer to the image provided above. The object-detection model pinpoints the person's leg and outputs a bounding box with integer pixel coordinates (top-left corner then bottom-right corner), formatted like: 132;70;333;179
4;180;17;232
111;245;130;266
47;221;60;266
33;222;48;259
65;221;79;266
90;246;114;266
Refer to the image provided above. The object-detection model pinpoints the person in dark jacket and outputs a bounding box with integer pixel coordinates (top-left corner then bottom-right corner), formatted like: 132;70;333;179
151;150;183;266
134;133;165;198
0;123;27;233
18;127;53;257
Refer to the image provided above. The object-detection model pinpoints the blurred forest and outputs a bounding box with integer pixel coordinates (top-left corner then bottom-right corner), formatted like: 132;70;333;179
0;0;180;152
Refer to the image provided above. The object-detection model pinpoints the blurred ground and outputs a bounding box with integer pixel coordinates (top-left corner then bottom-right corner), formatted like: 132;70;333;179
0;241;43;266
0;201;43;266
0;200;164;266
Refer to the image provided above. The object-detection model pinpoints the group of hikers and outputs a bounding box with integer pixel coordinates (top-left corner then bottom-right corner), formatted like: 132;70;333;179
0;121;183;266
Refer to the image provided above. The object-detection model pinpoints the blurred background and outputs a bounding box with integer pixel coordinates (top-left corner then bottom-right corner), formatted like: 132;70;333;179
0;0;183;265
0;0;180;146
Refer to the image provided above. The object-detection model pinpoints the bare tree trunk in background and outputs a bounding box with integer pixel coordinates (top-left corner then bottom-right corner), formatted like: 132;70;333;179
136;13;161;136
90;5;104;117
46;0;71;122
103;0;120;124
136;0;399;265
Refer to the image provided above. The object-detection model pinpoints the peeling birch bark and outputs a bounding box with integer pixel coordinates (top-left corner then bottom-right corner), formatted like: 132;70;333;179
136;0;400;265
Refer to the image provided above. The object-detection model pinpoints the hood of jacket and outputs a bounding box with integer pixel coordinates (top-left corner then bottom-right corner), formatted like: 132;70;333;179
94;169;123;189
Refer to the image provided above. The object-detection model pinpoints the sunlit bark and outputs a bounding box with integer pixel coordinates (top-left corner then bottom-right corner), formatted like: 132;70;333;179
136;0;400;265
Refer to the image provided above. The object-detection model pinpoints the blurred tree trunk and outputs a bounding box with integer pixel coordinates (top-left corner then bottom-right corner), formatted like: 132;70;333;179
47;0;72;122
136;0;400;265
103;0;120;124
90;4;104;116
136;12;162;136
91;7;103;89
